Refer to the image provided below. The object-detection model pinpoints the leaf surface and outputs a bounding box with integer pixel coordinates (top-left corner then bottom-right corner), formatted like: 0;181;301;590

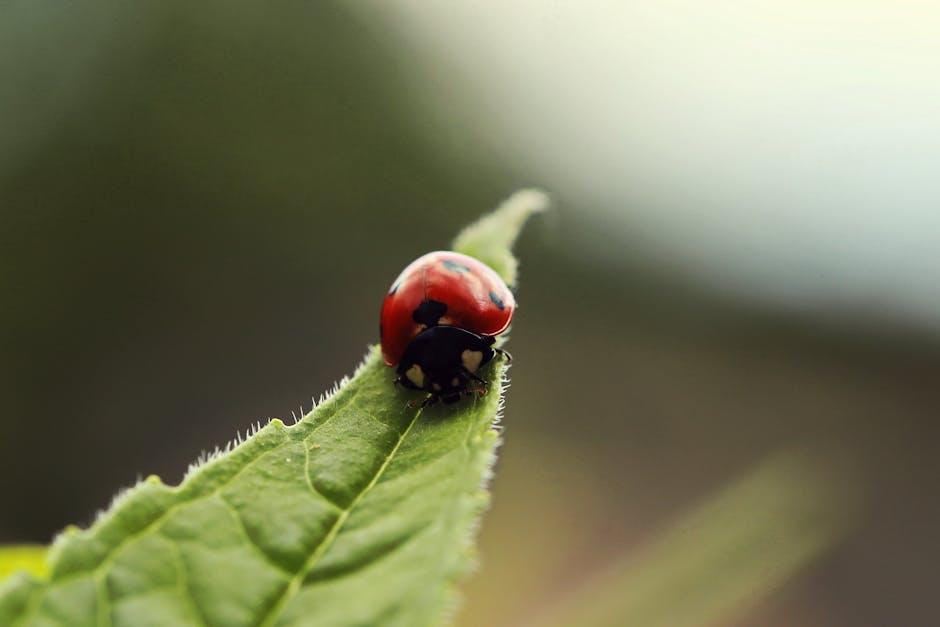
0;547;48;581
0;191;546;627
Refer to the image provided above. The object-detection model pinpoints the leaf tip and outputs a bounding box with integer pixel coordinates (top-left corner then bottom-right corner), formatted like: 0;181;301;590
452;189;550;287
504;187;551;215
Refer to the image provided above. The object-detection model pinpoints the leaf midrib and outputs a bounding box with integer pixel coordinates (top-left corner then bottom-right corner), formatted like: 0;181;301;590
257;407;425;627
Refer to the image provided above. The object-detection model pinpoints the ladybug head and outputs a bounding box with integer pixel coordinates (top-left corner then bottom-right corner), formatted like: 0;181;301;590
396;326;496;405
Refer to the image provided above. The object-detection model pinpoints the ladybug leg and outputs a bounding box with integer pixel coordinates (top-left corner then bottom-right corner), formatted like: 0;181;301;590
462;368;488;386
493;347;513;363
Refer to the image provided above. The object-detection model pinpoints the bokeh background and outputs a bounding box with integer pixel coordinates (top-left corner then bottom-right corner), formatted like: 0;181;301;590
2;2;939;625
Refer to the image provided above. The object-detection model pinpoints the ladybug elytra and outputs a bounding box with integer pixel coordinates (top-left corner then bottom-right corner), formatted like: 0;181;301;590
380;251;514;406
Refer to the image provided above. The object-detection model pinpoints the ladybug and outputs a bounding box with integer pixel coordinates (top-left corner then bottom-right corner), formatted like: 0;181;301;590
380;251;514;406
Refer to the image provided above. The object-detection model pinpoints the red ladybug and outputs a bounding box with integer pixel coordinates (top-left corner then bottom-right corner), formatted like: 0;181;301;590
380;251;514;406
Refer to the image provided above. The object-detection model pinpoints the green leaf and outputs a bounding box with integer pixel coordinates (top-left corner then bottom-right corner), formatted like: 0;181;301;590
0;547;48;581
452;189;549;288
0;194;544;627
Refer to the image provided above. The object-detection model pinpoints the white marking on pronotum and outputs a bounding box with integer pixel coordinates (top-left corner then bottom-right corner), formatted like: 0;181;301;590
406;364;425;387
461;349;484;373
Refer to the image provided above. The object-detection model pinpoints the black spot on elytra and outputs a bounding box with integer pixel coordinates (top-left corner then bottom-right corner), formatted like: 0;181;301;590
489;291;505;310
412;299;448;327
442;259;471;273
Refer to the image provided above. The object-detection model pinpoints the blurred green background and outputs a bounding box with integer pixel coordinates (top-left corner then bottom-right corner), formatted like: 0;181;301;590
2;2;939;625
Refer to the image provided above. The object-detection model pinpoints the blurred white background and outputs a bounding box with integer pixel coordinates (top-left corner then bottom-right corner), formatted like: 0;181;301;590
383;0;940;328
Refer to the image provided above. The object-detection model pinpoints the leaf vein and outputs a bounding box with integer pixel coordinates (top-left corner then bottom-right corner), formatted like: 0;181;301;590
256;407;425;627
217;495;294;575
104;583;176;602
165;537;208;627
95;570;113;627
301;443;344;511
9;582;43;627
301;520;434;588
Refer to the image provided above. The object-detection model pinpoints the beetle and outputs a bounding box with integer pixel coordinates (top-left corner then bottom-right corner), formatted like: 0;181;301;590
380;251;514;406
